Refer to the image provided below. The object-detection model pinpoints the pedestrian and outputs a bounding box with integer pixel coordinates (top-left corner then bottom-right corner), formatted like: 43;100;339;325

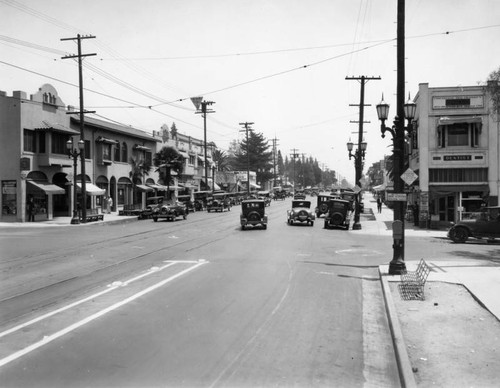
107;196;113;214
377;197;382;214
413;201;419;226
27;196;35;222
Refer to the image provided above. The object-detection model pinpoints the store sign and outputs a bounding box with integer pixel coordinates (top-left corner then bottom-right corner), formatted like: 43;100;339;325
387;193;407;202
444;155;471;161
432;95;484;109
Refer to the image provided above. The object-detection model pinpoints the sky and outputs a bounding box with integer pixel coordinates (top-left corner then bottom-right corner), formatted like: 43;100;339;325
2;0;500;184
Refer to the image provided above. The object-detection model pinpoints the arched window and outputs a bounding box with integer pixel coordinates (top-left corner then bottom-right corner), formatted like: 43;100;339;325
121;142;128;162
114;141;120;162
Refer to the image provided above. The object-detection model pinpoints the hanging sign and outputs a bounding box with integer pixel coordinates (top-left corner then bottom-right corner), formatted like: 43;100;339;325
190;96;203;111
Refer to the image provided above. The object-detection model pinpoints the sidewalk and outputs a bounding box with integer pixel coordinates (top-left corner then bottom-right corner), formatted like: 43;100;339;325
0;212;138;227
363;193;500;386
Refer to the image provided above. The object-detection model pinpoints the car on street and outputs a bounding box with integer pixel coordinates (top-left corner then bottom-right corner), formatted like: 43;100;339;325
287;200;315;226
324;198;351;230
152;200;188;222
315;194;333;218
257;191;272;206
139;196;164;219
240;199;268;230
207;193;231;212
448;206;500;243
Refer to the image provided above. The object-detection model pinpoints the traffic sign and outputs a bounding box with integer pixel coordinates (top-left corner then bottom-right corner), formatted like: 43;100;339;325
353;185;362;193
401;168;418;186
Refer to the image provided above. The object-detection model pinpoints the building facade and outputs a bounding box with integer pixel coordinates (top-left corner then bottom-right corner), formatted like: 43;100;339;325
410;83;498;228
0;84;163;222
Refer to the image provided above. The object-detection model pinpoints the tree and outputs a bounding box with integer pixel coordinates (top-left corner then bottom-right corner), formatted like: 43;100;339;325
129;156;151;204
212;149;230;171
153;146;184;199
234;131;274;188
487;66;500;119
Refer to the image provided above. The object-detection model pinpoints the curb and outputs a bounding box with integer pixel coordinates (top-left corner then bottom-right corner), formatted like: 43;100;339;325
379;268;417;388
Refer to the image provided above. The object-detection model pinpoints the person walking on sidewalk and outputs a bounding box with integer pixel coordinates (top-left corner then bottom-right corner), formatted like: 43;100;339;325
377;197;382;213
27;196;35;222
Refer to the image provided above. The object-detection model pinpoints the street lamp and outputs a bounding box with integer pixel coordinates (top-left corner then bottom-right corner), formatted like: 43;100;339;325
376;93;416;274
346;138;367;230
66;138;84;225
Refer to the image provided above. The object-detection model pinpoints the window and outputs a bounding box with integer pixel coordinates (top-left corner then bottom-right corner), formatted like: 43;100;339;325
437;123;480;148
121;142;128;162
38;132;46;153
145;151;152;166
429;168;488;183
51;132;68;155
23;129;36;152
102;143;112;161
85;140;91;159
114;141;120;161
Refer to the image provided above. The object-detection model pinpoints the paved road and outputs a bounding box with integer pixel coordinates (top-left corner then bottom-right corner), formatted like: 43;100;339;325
0;197;467;387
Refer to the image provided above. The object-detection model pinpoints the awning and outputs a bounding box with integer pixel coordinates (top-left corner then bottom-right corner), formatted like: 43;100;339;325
178;183;197;189
437;116;483;126
147;183;169;191
373;183;387;191
136;184;154;192
77;182;106;196
202;178;221;191
133;144;151;151
96;136;118;144
178;151;189;159
28;181;65;194
429;184;489;194
34;120;79;135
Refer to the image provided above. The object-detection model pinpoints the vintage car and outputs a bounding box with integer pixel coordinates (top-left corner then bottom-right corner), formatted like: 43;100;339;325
293;191;306;200
324;199;351;230
240;199;268;230
287;200;315;226
315;194;333;218
207;193;231;212
448;206;500;243
138;196;164;219
152;200;187;222
257;191;272;206
340;191;356;211
176;195;195;213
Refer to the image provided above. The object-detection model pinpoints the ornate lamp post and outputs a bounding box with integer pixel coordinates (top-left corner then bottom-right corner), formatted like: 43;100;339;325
66;138;85;225
347;138;367;230
375;94;416;274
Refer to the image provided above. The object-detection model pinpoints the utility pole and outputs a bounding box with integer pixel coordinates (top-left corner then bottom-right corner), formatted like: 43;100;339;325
61;34;96;223
239;122;254;195
290;148;299;191
346;75;380;229
194;99;215;191
272;137;279;188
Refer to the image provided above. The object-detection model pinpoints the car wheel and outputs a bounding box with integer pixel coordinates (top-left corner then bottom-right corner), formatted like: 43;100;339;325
310;221;314;227
263;224;267;229
153;217;158;222
241;225;245;230
183;214;187;220
451;227;468;243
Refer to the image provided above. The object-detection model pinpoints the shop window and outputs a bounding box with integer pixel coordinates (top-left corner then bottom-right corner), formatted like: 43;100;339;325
23;129;36;152
51;132;69;155
437;123;480;148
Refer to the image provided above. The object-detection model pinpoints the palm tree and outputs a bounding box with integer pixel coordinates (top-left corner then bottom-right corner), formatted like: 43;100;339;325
153;146;184;200
212;149;230;171
129;156;151;205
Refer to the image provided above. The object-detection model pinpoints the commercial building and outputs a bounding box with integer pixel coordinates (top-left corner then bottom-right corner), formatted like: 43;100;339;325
409;83;498;228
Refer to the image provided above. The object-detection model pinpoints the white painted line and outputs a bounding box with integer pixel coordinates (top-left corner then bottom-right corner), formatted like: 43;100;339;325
0;261;207;368
0;261;179;340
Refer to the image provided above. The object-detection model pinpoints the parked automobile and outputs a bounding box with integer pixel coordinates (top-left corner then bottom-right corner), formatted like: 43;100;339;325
240;199;268;230
324;199;351;230
315;194;333;218
207;193;231;212
287;200;315;226
257;191;272;206
448;206;500;243
139;196;164;219
340;191;356;211
177;195;195;213
152;200;187;222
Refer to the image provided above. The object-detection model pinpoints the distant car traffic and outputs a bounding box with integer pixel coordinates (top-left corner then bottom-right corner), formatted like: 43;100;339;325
152;201;187;222
139;196;164;219
240;199;268;230
207;193;231;212
448;206;500;243
287;200;315;226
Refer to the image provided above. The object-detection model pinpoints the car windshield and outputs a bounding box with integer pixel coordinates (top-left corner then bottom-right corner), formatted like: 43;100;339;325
292;201;310;208
243;202;264;210
330;201;347;211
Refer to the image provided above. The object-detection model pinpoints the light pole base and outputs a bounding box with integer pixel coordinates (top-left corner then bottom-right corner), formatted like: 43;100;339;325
70;217;80;225
352;222;362;230
388;258;406;275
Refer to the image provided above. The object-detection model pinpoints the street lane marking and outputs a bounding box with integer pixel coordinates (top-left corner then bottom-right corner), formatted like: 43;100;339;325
0;260;207;368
